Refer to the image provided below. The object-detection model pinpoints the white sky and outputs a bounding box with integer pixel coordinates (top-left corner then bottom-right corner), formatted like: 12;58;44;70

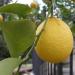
11;0;45;8
11;0;34;5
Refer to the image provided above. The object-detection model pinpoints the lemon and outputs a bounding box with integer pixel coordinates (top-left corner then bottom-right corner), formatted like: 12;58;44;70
0;15;3;22
71;0;75;2
30;1;39;9
43;0;51;4
35;17;73;63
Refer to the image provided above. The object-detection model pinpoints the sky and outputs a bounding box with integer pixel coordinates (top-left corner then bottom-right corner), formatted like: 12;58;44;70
11;0;45;8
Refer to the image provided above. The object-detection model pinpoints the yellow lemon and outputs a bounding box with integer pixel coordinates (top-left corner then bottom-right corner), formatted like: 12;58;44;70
35;17;73;63
43;0;51;4
30;1;39;9
0;15;3;22
71;0;75;2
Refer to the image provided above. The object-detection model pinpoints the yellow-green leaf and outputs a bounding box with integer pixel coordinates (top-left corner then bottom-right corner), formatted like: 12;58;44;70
1;19;36;57
0;58;21;75
0;3;31;17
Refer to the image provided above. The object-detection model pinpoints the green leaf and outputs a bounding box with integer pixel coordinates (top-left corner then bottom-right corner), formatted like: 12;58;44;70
1;19;36;57
59;5;71;20
71;24;75;33
0;58;21;75
0;3;31;17
7;14;19;21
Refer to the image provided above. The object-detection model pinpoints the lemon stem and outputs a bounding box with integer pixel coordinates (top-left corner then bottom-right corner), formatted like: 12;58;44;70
16;42;35;74
35;0;56;44
15;0;18;3
35;2;52;46
51;0;55;17
35;9;51;42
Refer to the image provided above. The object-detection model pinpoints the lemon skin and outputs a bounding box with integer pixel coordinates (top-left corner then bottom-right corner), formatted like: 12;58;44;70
35;17;73;63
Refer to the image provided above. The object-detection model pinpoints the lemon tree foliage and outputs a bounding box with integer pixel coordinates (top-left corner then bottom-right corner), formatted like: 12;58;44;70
0;3;36;57
0;3;32;18
0;58;21;75
38;0;75;25
1;19;36;57
71;23;75;35
35;17;73;63
56;1;75;33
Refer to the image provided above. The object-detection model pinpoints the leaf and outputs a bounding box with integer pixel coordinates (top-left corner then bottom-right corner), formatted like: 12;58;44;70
0;3;31;17
0;58;21;75
59;5;71;20
7;14;19;21
1;19;36;57
71;23;75;33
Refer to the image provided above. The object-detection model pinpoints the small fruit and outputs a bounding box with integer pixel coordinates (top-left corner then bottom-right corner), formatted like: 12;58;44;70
30;1;39;9
0;15;3;22
35;17;73;63
72;0;75;2
43;0;51;4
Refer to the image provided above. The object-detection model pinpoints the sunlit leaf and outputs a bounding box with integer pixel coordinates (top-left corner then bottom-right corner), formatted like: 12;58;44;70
59;5;71;20
0;58;21;75
1;19;36;57
0;3;31;17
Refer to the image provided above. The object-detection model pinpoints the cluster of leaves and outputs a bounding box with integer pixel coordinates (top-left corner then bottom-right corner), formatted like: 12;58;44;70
55;0;75;35
0;3;36;75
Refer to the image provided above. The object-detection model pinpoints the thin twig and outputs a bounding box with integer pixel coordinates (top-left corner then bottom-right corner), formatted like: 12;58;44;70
51;0;56;17
16;40;36;74
35;6;51;46
15;0;18;3
22;42;35;62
